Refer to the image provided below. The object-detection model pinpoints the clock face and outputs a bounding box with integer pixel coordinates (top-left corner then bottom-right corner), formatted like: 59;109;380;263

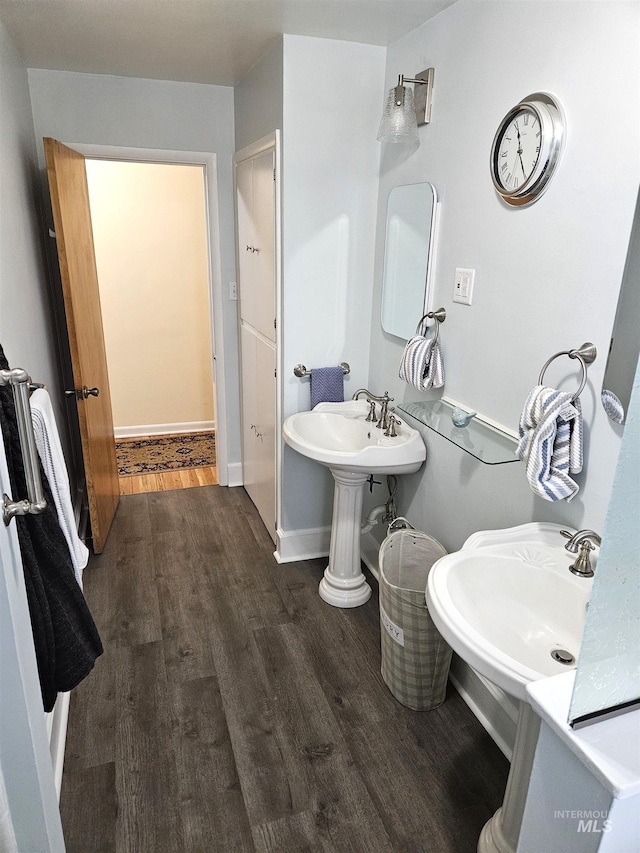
490;93;565;207
495;107;541;193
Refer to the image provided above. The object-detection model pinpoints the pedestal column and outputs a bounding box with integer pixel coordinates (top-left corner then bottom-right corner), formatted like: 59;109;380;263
318;469;372;608
478;701;541;853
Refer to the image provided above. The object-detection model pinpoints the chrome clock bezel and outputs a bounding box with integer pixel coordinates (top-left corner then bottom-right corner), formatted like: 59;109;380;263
490;92;565;207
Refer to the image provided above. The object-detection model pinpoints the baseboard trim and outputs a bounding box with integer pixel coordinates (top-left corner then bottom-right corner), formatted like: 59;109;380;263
275;525;331;563
449;656;518;760
114;421;215;439
226;462;244;488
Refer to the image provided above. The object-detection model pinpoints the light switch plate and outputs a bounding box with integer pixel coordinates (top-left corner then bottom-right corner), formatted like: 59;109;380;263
453;268;475;305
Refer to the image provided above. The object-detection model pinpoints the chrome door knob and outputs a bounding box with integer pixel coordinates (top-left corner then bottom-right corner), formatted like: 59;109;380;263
64;386;100;400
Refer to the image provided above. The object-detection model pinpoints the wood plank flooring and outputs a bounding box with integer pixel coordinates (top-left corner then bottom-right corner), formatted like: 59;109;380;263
119;465;218;495
60;485;509;852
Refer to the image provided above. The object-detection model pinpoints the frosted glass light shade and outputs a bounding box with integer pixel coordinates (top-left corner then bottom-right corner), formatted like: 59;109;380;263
377;85;419;144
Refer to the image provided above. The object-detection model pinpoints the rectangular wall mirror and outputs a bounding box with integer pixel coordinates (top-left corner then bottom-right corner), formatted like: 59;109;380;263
381;182;439;340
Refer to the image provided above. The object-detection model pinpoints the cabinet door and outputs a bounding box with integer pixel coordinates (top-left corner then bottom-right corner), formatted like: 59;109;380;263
236;158;255;322
237;150;275;342
240;326;276;543
251;149;276;342
252;335;276;541
240;323;257;501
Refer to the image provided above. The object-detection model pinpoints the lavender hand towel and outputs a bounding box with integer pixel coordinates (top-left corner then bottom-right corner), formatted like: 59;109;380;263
310;367;344;408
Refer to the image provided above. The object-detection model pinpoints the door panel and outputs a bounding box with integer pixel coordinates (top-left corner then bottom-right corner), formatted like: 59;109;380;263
44;138;119;553
237;151;275;342
236;158;255;326
240;325;276;543
253;335;276;541
251;149;276;342
240;323;257;502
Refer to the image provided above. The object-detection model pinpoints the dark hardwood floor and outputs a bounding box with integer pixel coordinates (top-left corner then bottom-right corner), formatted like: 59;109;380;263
60;485;509;852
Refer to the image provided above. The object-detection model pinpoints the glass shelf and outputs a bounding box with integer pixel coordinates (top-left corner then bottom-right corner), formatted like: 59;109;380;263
397;399;520;465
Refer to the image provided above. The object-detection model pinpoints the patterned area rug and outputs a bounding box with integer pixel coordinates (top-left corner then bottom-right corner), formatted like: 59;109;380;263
116;432;216;476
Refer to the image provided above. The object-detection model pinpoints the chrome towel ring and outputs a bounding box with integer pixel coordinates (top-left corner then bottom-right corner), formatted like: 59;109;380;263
538;342;597;401
415;307;446;342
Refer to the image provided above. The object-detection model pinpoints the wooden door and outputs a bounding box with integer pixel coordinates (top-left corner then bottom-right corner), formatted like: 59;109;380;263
44;138;119;553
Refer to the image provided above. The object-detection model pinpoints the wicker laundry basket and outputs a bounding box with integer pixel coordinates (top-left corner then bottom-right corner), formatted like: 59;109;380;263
379;527;452;711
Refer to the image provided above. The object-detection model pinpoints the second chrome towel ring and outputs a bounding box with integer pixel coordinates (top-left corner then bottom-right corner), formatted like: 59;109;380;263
415;307;446;342
538;342;597;401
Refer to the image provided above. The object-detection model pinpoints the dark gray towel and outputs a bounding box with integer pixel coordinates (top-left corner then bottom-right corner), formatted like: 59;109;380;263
0;345;102;711
310;366;344;408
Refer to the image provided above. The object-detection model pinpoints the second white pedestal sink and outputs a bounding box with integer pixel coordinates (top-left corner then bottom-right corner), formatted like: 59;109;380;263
283;400;426;607
426;522;595;853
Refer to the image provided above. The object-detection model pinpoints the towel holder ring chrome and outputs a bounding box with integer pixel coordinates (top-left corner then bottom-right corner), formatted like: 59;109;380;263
415;307;446;342
538;342;597;401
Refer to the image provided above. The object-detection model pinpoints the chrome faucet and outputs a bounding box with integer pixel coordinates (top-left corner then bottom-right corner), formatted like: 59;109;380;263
384;413;399;437
560;529;602;577
352;389;394;431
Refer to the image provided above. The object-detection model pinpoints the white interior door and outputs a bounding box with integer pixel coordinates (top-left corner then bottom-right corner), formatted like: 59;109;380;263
236;139;278;542
251;149;276;342
237;150;275;341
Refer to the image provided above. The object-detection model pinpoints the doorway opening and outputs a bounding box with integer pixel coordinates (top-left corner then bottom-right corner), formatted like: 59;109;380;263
84;158;219;495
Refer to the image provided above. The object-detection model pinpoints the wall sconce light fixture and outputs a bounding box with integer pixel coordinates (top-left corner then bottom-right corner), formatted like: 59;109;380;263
377;68;435;144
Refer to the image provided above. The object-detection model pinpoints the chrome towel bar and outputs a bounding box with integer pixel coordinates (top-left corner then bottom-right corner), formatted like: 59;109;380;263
538;342;597;402
293;362;350;378
0;368;47;525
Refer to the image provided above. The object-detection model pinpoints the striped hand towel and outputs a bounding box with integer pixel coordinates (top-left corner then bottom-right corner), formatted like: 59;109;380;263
516;385;583;502
399;335;445;390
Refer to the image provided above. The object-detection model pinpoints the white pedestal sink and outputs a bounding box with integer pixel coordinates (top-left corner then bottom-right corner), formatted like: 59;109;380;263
426;522;595;853
283;400;426;608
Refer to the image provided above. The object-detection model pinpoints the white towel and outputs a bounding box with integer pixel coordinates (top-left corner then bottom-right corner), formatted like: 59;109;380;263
516;385;583;502
30;388;88;586
399;334;445;390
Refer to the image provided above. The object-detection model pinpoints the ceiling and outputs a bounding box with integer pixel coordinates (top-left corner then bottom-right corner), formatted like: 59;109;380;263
0;0;457;87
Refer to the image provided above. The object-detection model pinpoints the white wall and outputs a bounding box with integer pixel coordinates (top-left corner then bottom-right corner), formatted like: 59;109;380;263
86;160;215;434
26;70;240;462
0;23;64;432
234;39;283;153
280;35;386;532
368;0;640;552
0;24;66;849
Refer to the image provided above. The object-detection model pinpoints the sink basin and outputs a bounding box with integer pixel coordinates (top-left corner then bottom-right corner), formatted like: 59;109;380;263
283;399;426;474
426;522;594;701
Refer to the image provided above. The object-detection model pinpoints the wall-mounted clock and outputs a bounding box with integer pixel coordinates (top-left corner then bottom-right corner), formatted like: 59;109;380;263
490;92;565;207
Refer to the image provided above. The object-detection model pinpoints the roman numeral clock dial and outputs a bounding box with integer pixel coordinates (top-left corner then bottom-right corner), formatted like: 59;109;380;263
491;93;565;207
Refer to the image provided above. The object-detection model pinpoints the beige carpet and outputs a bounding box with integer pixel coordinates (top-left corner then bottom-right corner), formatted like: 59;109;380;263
116;432;216;476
